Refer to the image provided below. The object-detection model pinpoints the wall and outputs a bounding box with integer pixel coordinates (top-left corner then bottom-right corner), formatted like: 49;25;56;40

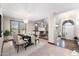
0;9;3;56
0;8;3;38
27;21;35;35
3;15;24;33
47;11;79;43
3;16;11;32
3;15;35;42
75;15;79;37
56;11;79;40
48;13;56;43
26;21;35;43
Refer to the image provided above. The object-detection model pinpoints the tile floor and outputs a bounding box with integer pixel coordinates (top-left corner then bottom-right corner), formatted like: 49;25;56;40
1;39;79;56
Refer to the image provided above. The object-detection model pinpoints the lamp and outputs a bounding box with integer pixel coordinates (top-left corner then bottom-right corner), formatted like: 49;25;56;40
23;19;28;23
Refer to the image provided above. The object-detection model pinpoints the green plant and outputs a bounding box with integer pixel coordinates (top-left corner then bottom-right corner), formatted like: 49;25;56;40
3;30;10;37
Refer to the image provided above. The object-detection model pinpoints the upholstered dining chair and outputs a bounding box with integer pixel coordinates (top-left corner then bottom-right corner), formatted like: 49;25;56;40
12;33;26;53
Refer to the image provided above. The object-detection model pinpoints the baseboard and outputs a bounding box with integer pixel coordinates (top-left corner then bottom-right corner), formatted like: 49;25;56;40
48;42;56;45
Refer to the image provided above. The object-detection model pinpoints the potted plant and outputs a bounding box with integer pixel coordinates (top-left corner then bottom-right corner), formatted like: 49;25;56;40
3;30;10;41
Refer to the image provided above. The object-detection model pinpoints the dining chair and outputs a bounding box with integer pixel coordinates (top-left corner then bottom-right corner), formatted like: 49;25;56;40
12;33;26;53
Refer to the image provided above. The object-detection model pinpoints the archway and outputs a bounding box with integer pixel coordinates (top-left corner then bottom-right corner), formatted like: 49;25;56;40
62;20;75;40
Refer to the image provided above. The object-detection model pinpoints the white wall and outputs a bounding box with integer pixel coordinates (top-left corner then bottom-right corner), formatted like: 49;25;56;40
3;15;35;37
27;21;35;35
3;16;11;32
3;15;24;32
56;10;79;40
48;13;56;43
48;10;79;43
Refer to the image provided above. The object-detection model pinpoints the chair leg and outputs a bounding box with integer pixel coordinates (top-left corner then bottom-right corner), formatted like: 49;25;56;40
17;45;19;53
1;42;4;56
24;44;27;50
22;45;24;48
38;39;39;43
35;40;37;45
25;47;26;50
35;39;39;45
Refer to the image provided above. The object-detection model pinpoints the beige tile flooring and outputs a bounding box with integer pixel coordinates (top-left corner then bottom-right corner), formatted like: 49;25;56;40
1;39;79;56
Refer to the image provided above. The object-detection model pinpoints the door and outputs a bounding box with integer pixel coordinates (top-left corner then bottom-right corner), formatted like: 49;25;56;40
63;22;74;40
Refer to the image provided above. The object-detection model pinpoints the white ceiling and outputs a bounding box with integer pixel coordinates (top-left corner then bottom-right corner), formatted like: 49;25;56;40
1;3;79;21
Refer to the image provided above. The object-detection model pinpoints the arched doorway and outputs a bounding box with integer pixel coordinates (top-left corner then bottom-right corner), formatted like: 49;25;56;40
62;20;74;40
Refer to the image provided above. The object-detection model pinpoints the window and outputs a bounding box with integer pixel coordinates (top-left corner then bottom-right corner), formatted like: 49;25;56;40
19;21;26;34
10;20;26;34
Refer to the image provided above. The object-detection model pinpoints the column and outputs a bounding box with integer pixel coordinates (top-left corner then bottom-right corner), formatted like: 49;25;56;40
48;13;57;43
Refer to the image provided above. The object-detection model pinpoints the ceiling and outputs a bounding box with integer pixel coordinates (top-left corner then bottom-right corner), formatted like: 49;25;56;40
1;3;79;21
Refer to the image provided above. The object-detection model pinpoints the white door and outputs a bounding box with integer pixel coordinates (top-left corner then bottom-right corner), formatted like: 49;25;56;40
63;23;74;40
